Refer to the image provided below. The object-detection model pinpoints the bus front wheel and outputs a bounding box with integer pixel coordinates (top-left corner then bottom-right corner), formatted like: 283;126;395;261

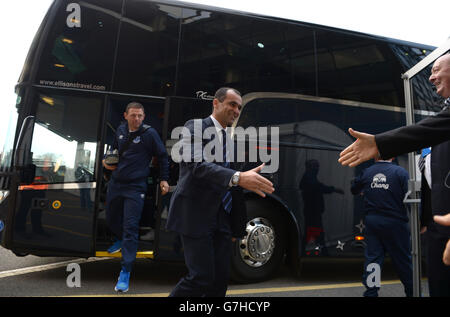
230;199;286;283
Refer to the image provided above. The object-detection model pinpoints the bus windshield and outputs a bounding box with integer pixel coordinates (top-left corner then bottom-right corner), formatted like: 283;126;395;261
0;97;19;169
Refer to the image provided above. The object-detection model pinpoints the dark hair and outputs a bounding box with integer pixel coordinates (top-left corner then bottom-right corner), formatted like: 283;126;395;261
125;101;145;113
214;87;241;102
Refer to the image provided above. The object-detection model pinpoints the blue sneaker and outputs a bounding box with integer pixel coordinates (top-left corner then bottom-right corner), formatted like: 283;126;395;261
114;270;130;292
107;240;122;254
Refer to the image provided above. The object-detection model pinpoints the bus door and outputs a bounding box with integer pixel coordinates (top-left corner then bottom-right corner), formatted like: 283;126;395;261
95;96;166;259
155;96;212;261
9;90;103;257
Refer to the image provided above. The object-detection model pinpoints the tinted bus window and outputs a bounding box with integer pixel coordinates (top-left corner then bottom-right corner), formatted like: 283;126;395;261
286;25;316;95
315;30;404;106
0;102;19;170
239;97;345;135
30;91;102;184
238;96;406;139
113;1;181;96
177;10;315;97
36;0;122;91
389;44;438;112
18;2;56;84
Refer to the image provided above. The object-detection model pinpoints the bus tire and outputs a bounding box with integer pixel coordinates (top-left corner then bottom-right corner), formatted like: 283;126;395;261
230;199;286;283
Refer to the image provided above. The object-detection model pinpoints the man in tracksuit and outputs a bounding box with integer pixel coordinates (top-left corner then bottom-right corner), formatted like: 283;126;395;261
351;158;412;297
103;102;169;292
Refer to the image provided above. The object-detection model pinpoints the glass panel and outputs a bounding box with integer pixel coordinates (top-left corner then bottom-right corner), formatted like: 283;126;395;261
36;0;121;91
315;30;404;106
0;97;19;169
164;96;212;140
113;1;181;96
177;10;315;97
238;96;407;141
286;25;316;95
389;44;438;112
239;97;345;131
18;2;56;84
30;92;102;184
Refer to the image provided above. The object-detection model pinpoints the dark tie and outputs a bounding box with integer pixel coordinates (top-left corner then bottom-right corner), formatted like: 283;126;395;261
221;129;232;213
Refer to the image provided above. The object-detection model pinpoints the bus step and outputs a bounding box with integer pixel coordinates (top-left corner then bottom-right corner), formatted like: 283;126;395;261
95;251;154;259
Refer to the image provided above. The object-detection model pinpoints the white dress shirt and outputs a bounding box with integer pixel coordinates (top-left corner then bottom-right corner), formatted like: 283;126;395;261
209;115;235;187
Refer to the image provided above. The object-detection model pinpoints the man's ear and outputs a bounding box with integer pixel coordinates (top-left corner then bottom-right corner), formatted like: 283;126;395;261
212;98;219;113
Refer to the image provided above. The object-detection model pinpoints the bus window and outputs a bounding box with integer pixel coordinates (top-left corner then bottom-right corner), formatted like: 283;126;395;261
0;98;19;169
36;0;121;91
30;92;102;184
177;10;316;97
315;30;403;106
113;1;181;96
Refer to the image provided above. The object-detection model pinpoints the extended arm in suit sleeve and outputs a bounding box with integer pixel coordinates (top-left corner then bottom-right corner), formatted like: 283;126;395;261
375;108;450;159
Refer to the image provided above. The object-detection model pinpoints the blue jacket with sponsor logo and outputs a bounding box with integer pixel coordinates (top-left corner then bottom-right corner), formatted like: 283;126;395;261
111;122;169;183
351;161;409;222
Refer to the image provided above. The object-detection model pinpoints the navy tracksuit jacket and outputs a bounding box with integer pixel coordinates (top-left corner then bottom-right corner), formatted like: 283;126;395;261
106;122;169;272
351;161;413;297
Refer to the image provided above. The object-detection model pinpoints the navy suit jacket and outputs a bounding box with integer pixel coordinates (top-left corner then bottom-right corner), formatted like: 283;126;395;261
166;117;247;238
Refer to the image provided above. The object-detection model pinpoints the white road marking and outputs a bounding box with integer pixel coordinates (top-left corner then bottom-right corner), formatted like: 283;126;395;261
0;257;111;279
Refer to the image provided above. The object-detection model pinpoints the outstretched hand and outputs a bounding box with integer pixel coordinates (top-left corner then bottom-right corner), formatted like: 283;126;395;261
338;128;379;167
239;163;274;197
434;213;450;227
433;214;450;266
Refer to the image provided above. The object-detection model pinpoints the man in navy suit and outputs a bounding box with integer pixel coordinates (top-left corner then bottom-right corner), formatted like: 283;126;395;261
166;87;274;297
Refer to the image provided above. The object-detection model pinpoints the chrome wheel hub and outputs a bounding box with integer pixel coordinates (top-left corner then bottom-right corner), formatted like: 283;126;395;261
239;217;275;267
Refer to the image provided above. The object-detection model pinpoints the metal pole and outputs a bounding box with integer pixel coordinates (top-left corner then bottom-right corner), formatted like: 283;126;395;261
402;75;422;297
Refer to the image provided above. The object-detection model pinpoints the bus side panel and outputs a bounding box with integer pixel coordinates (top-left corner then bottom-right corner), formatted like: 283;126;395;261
12;187;95;255
237;95;409;257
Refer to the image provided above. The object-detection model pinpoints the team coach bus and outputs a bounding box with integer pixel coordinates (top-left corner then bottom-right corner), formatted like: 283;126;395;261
0;0;439;282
